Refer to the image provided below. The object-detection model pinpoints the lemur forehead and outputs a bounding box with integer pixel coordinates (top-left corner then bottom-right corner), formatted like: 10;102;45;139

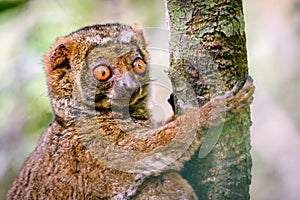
85;30;136;46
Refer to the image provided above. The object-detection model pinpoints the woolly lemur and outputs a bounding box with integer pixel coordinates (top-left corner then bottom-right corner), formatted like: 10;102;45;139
7;23;254;199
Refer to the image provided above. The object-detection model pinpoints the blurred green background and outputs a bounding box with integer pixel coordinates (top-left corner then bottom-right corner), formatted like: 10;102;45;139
0;0;300;199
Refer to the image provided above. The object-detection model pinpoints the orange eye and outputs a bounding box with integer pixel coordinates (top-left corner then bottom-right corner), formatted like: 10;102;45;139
93;65;112;81
132;58;146;75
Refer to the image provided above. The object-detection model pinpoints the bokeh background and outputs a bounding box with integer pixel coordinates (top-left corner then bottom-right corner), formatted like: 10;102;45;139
0;0;299;199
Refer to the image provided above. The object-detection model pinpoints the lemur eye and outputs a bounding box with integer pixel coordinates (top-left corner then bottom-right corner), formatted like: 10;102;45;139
132;58;146;75
93;65;112;81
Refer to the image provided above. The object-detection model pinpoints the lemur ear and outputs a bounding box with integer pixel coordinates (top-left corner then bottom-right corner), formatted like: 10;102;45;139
132;24;143;34
132;24;148;47
44;37;75;73
44;38;75;91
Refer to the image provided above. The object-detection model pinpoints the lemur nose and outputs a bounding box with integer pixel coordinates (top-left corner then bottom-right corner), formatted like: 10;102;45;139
119;72;140;91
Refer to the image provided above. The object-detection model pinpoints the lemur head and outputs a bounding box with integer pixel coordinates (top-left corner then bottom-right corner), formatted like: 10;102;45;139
44;23;150;118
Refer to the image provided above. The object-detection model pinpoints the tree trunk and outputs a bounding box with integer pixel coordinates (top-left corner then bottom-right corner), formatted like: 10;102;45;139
165;0;252;199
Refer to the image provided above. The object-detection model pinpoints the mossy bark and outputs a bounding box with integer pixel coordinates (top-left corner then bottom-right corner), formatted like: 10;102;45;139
166;0;252;199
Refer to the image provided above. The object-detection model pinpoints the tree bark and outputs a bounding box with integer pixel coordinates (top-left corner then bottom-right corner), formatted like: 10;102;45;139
165;0;252;199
